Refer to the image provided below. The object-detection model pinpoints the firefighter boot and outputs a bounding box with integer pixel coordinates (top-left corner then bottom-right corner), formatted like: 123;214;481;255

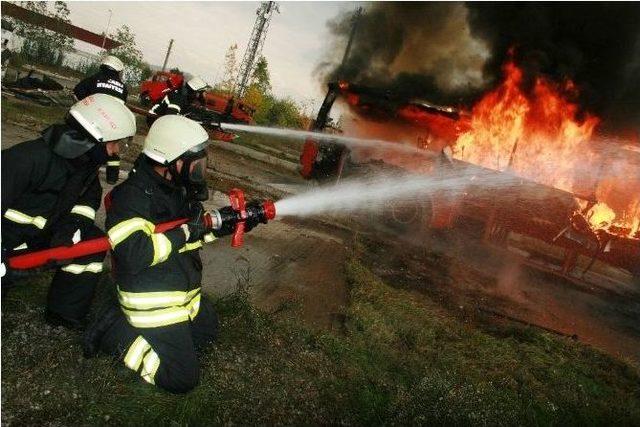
82;304;121;358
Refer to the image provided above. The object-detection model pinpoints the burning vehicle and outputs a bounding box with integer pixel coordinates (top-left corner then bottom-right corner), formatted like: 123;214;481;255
301;61;640;282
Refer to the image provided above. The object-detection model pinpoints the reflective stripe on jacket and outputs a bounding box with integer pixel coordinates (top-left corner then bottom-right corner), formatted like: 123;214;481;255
106;155;214;325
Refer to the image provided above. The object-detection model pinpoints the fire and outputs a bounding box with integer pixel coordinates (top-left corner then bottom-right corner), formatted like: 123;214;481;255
586;202;616;229
453;59;640;238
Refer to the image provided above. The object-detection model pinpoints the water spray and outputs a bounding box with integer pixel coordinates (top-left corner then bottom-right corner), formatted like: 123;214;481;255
274;168;519;218
220;123;438;160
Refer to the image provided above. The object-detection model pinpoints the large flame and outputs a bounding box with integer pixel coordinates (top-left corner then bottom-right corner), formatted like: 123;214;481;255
453;60;640;238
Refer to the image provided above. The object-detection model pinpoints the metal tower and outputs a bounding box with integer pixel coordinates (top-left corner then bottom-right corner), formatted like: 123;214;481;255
235;1;279;98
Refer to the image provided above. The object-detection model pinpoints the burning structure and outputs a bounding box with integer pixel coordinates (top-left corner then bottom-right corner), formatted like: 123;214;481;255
302;3;640;281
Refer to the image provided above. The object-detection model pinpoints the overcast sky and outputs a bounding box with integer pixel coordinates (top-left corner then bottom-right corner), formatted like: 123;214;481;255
67;1;358;110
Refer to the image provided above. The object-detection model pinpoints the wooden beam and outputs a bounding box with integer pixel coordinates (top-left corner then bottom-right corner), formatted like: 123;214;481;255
2;2;121;50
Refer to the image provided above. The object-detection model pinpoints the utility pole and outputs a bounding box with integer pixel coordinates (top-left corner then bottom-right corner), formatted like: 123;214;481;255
235;1;279;98
337;6;362;78
161;39;174;72
101;9;113;51
312;6;362;132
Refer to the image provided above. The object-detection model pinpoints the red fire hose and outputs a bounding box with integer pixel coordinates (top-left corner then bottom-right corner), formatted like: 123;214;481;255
7;189;276;271
8;218;188;270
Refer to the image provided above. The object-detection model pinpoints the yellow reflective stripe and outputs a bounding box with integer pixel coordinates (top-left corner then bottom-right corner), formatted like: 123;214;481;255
122;306;191;328
141;350;161;385
70;205;96;220
118;286;201;310
187;293;201;320
124;336;151;371
178;240;203;253
4;209;47;229
108;217;155;247
61;262;103;274
107;160;120;167
151;233;172;265
203;233;217;243
13;243;28;250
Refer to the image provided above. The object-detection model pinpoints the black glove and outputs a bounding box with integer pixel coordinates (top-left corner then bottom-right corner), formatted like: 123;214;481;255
49;219;83;248
186;202;210;242
1;246;33;289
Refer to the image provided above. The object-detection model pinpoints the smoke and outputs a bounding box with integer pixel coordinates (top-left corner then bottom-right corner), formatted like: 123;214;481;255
317;2;490;105
466;3;640;129
319;2;640;128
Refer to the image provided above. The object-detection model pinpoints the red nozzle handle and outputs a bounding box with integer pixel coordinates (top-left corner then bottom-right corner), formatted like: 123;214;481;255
263;200;276;220
228;188;247;248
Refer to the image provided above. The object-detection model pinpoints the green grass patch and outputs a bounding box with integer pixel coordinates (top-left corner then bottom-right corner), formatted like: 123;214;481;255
2;259;639;425
1;96;67;127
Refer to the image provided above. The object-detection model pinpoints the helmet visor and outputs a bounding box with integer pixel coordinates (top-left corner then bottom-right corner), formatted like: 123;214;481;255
188;152;208;183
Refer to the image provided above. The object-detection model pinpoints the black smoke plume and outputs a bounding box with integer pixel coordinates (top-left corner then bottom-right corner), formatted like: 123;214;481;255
320;2;640;128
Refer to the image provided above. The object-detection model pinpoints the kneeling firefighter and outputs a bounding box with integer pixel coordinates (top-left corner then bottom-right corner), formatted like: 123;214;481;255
1;94;136;328
83;115;270;393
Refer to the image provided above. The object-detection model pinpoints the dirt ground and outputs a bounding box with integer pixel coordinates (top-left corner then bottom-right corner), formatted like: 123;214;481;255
2;101;639;365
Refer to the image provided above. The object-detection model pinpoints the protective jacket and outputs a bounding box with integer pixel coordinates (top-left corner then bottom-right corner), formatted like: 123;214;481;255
148;86;193;117
1;125;102;252
74;67;128;102
106;155;216;329
2;125;107;324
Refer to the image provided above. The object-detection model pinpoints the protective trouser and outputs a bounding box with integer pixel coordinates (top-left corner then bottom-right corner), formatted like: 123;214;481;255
47;224;107;322
99;292;218;393
3;220;106;323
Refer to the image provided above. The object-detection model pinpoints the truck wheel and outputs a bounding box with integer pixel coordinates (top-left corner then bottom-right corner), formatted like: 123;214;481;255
382;199;433;233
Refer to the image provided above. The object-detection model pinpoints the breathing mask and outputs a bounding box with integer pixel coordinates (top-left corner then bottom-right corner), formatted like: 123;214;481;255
168;142;209;201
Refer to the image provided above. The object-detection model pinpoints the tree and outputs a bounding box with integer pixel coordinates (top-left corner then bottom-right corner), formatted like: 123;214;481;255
242;56;271;114
253;95;304;129
219;44;238;95
251;56;271;94
9;1;74;66
107;25;145;84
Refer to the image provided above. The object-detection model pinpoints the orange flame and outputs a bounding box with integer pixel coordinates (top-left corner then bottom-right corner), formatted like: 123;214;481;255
453;60;640;238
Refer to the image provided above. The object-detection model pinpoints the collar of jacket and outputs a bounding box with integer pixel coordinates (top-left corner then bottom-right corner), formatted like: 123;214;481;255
133;155;186;197
43;123;96;161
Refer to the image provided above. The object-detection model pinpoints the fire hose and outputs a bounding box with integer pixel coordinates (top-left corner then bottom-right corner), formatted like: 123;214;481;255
6;189;276;271
125;104;236;143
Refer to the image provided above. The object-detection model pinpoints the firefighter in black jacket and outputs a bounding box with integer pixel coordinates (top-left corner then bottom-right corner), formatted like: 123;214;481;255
83;115;265;393
74;56;128;102
147;76;208;126
1;94;137;327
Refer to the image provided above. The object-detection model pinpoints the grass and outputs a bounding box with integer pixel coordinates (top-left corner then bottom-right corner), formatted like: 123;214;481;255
2;252;639;426
1;97;68;127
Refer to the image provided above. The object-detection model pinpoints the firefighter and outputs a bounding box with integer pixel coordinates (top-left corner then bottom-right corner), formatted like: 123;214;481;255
83;115;264;393
146;76;209;126
1;94;137;328
73;55;128;102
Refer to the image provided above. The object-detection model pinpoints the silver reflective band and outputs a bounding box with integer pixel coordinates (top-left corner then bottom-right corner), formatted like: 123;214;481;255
61;262;104;274
71;205;96;220
4;209;47;229
13;243;28;250
107;160;121;167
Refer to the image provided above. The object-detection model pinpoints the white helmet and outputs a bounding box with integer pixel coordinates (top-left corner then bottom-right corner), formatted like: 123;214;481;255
186;76;208;92
69;94;136;142
101;55;124;72
143;115;209;164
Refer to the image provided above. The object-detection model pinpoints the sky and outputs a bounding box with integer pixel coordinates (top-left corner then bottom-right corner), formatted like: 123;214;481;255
66;1;358;111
